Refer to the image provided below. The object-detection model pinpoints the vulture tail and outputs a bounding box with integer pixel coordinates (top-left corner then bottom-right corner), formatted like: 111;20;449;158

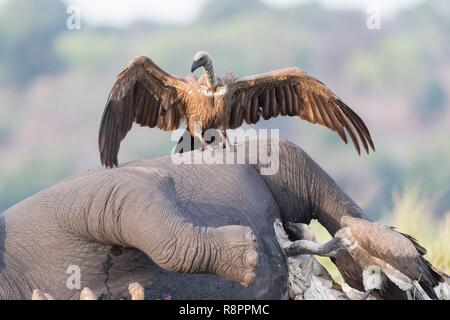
418;258;444;299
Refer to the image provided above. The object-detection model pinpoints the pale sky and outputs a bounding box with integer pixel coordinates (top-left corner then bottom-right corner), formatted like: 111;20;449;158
0;0;426;26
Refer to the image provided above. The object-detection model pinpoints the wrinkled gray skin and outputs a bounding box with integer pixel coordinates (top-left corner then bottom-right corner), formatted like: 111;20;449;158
0;140;367;300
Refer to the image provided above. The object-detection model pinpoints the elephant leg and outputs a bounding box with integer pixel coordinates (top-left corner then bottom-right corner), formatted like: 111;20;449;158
113;168;258;287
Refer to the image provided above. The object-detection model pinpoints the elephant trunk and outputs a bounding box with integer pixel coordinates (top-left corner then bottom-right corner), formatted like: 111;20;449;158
259;141;369;236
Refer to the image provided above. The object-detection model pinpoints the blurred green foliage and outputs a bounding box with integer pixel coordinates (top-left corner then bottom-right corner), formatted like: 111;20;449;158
346;36;425;91
0;154;73;211
417;79;446;121
0;0;67;86
0;0;449;217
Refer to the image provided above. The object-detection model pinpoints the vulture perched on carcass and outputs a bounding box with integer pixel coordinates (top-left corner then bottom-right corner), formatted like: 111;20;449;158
285;217;449;300
98;51;375;168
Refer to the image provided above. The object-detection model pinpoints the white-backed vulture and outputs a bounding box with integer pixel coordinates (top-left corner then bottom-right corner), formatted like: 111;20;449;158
285;217;447;300
99;51;375;168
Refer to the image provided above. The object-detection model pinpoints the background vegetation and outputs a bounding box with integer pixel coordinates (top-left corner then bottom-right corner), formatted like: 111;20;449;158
0;0;448;273
311;186;450;282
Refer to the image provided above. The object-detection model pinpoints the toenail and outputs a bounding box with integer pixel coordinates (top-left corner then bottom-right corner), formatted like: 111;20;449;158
246;230;256;242
245;250;258;267
241;272;256;287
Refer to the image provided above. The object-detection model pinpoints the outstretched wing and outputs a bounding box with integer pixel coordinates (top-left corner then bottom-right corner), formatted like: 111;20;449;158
99;56;188;168
227;68;374;154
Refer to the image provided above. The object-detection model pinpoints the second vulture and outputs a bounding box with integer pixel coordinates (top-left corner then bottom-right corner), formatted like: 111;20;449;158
99;51;375;168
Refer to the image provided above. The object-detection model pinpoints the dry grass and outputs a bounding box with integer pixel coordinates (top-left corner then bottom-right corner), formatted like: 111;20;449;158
385;185;450;273
309;184;450;284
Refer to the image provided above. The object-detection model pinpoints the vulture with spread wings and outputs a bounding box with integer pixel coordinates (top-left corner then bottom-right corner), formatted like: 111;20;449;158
99;51;375;168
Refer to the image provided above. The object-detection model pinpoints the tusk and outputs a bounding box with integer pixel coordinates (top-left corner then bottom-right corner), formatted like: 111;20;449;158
128;282;145;300
32;289;55;300
80;287;97;300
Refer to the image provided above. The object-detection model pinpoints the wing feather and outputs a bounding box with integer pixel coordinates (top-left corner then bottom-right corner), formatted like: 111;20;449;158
251;96;260;124
270;87;279;117
284;86;293;116
98;56;188;167
227;68;374;154
308;92;325;125
276;86;287;116
333;106;361;155
338;101;369;154
290;86;299;115
312;92;333;129
262;89;271;120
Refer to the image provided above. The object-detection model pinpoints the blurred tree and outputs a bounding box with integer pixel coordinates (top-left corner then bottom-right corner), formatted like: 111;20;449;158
345;36;425;93
0;155;73;212
56;31;124;72
416;79;447;121
197;0;266;23
0;0;67;87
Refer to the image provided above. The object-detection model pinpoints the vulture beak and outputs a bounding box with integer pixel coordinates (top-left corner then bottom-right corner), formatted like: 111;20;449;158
191;60;202;73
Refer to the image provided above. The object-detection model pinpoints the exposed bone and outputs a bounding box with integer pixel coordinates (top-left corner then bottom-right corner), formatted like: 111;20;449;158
274;219;347;300
128;282;145;300
362;265;385;292
80;287;97;300
435;281;450;300
341;283;377;300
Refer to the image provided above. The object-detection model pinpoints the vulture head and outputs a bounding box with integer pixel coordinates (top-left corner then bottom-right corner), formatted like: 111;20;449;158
191;51;212;73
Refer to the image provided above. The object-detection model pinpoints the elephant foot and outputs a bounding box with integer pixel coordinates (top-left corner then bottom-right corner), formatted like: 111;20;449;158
213;225;258;287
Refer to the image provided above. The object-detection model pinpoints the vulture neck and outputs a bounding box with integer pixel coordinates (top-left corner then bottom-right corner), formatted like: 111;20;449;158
204;60;216;90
